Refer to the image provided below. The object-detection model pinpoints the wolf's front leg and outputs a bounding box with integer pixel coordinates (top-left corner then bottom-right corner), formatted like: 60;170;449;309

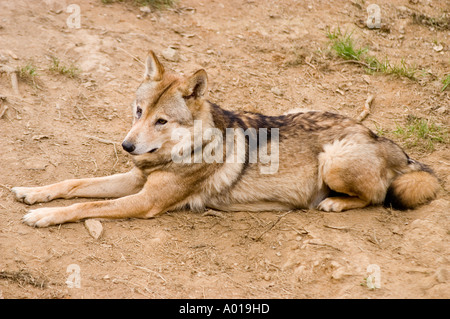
22;171;194;227
12;168;146;205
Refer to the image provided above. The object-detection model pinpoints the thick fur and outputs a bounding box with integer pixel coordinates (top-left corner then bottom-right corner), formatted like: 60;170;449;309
12;51;440;227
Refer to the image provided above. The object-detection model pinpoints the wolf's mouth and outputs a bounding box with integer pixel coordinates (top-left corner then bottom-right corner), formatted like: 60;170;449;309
148;148;158;153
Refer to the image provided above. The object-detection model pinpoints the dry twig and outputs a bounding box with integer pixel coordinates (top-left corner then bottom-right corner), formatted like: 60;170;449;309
357;94;375;122
333;59;377;71
253;211;292;241
117;47;145;66
323;224;352;232
84;135;120;168
0;65;19;95
0;97;8;119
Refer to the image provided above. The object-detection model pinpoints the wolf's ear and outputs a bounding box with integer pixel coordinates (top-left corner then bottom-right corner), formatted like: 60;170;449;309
144;50;164;81
183;69;208;99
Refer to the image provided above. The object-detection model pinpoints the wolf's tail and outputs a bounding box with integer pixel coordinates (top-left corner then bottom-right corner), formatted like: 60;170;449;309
385;159;440;209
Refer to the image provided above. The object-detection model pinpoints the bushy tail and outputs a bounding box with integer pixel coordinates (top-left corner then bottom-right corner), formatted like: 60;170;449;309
385;159;440;209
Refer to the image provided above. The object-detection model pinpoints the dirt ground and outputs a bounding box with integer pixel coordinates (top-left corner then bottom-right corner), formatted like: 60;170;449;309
0;0;449;299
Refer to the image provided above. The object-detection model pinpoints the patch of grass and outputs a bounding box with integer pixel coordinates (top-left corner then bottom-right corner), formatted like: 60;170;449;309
328;29;368;61
393;115;448;152
412;12;450;30
49;56;80;78
374;123;387;137
17;62;39;86
0;269;48;289
325;26;342;40
441;74;450;91
326;28;419;80
381;58;418;80
101;0;178;8
135;0;178;8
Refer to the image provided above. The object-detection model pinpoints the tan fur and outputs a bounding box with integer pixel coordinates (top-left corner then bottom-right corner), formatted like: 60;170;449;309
387;171;440;209
12;51;440;227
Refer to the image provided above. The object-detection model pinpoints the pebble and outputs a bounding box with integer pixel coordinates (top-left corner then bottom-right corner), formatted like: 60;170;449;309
435;268;448;283
24;159;48;170
162;47;180;62
7;50;18;60
331;267;346;280
139;6;151;14
433;44;443;52
84;219;103;239
271;87;283;96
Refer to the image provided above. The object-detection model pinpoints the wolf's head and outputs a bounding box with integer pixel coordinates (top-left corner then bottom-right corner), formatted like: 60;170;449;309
122;51;211;157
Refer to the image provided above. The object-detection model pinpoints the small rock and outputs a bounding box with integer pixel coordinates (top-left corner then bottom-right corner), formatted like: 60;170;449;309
362;75;371;84
7;50;18;60
397;6;409;13
331;267;346;280
32;135;50;141
0;54;8;63
139;6;151;14
435;268;448;283
271;87;284;96
433;44;443;52
330;261;341;269
84;219;103;239
436;105;447;115
24;159;48;170
149;237;161;244
162;47;180;62
391;225;403;235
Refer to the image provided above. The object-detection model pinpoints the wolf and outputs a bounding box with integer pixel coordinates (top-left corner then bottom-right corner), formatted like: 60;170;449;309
12;51;440;227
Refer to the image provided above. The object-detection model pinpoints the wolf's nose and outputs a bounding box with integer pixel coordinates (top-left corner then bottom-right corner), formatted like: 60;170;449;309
122;141;136;153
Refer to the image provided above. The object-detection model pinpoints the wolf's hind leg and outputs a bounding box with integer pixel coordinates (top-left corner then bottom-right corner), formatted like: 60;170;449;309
317;139;390;212
12;167;146;205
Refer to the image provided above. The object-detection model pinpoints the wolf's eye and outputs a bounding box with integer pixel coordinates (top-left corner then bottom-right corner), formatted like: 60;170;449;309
156;118;167;125
136;106;142;119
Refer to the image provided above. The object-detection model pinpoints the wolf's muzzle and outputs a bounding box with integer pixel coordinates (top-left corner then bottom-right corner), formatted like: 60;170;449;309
122;141;136;153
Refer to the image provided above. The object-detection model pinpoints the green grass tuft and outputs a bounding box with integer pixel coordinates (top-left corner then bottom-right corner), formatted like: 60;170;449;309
135;0;178;8
101;0;178;8
393;115;448;152
328;29;368;61
17;63;39;86
49;56;80;78
441;74;450;91
326;28;420;80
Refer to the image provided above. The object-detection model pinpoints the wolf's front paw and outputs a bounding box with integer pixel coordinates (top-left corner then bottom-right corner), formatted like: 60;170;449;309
12;187;52;205
23;207;66;227
317;198;345;212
